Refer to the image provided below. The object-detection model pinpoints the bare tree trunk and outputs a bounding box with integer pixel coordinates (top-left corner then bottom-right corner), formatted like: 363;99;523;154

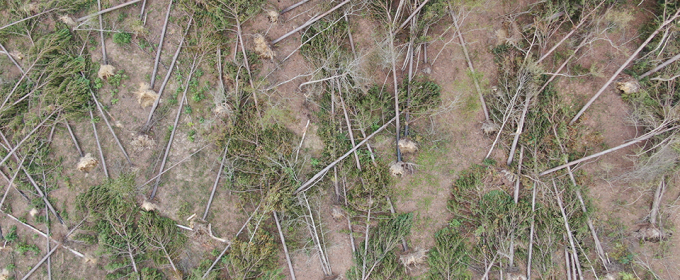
150;57;199;200
650;178;665;225
553;180;583;280
526;182;537;279
88;87;132;165
338;80;362;171
97;0;107;64
280;0;311;15
150;1;173;88
203;204;261;278
203;143;229;220
272;0;352;44
274;211;297;280
540;125;679;175
65;121;84;157
77;0;143;22
89;106;109;178
145;16;192;128
21;244;60;280
640;53;680;79
294;116;397;194
451;9;489;121
570;8;680;125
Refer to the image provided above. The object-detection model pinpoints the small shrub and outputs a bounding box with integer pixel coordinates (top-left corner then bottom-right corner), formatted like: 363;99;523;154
113;32;132;45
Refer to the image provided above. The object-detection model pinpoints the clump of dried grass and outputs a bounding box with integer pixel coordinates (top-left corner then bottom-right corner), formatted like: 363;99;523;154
254;34;275;59
98;64;116;80
331;206;345;220
398;139;418;154
135;83;158;108
131;134;155;151
77;153;99;172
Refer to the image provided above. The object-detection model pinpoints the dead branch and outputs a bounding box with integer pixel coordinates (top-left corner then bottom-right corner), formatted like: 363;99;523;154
540;125;679;175
294;116;397;194
89;106;109;178
137;145;208;189
150;57;199;200
552;180;583;280
77;0;143;22
0;8;55;31
145;16;192;128
451;8;490;121
295;120;310;163
344;12;357;59
3;213;84;257
301;193;332;275
395;0;431;33
0;110;57;167
650;177;665;225
338;80;361;171
272;0;352;45
535;0;605;64
203;142;229;220
274;211;297;280
570;8;680;125
150;1;173;88
202;204;261;279
234;16;261;119
526;182;537;279
280;0;311;15
97;0;107;64
639;52;680;79
513;146;524;203
386;196;408;251
0;155;27;209
0;42;24;74
139;0;147;19
65;121;84;157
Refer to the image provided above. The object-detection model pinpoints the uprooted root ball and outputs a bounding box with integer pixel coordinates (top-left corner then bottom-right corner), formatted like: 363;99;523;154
77;153;99;172
266;10;279;23
254;34;275;59
98;64;116;79
398;139;418;154
400;248;428;267
59;15;77;27
131;134;156;151
135;83;159;108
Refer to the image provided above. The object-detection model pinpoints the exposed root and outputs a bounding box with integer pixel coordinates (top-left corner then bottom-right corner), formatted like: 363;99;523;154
481;121;500;135
400;248;428;267
633;223;670;242
131;134;155;151
331;206;345;221
97;64;115;80
29;208;39;217
266;10;279;23
398;139;419;154
134;83;159;108
616;81;640;94
254;34;275;59
77;153;99;172
59;15;77;27
141;201;158;211
390;161;415;177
